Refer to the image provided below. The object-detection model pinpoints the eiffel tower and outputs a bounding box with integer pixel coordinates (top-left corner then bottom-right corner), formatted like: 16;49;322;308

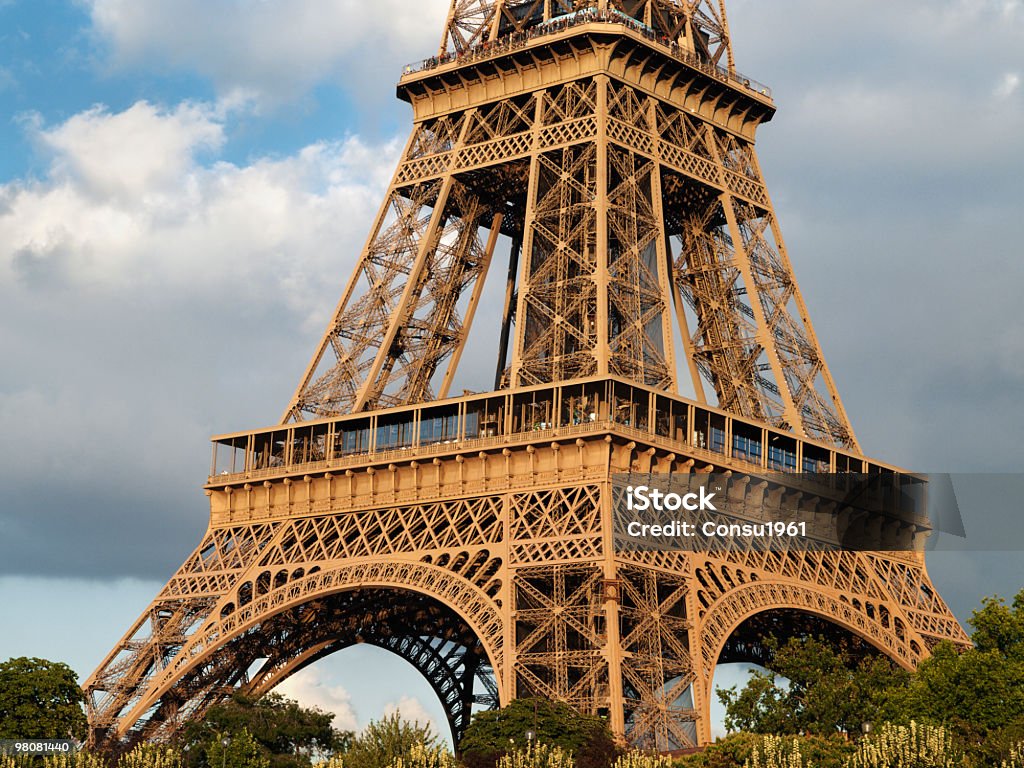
84;0;969;750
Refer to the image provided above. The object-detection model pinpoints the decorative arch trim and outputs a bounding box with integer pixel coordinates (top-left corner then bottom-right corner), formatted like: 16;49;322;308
116;559;503;738
699;579;921;688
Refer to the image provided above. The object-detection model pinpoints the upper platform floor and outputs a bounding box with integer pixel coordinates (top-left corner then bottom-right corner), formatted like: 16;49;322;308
397;7;774;133
207;376;905;492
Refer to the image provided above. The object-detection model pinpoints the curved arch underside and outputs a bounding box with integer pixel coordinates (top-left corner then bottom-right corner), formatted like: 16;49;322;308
144;587;496;745
247;588;498;740
718;608;881;668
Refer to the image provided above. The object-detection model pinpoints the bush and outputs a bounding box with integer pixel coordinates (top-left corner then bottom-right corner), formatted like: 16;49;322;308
743;736;808;768
612;753;671;768
384;743;457;768
676;734;851;768
845;722;961;768
343;714;438;768
498;743;574;768
117;745;182;768
460;699;617;768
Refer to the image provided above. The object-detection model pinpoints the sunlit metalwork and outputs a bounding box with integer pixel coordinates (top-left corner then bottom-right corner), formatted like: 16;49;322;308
85;1;966;751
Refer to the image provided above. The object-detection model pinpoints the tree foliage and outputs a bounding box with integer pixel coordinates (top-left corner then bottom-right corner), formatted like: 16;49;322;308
459;699;618;768
716;588;1024;765
497;743;574;768
845;722;960;768
674;733;852;768
0;657;87;741
205;729;271;768
716;637;908;737
341;713;439;768
179;693;348;768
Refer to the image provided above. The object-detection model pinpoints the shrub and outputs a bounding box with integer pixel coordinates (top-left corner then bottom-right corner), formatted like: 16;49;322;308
845;722;961;768
1003;742;1024;768
612;752;671;768
743;736;808;768
498;743;574;768
116;745;182;768
384;742;457;768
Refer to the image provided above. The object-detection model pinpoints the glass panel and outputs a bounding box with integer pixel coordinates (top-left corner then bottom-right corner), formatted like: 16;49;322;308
612;382;649;431
512;390;555;433
213;437;248;475
767;433;797;472
559;383;602;427
376;413;416;451
732;422;762;464
254;430;288;470
693;409;726;453
466;396;506;439
803;443;830;474
420;405;461;446
336;418;372;457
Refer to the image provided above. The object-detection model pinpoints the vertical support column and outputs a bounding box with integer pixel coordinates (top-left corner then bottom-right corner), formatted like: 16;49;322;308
509;94;547;387
600;477;625;736
595;75;611;377
684;564;712;747
499;492;516;706
647;97;680;396
495;233;522;389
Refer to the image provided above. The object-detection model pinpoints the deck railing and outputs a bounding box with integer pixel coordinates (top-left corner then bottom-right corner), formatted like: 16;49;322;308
402;8;772;100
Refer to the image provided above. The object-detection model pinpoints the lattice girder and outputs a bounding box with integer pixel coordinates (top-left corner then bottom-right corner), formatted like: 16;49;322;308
88;3;968;752
86;435;968;749
287;24;858;449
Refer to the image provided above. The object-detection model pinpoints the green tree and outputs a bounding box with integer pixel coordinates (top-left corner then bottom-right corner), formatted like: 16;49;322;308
717;637;908;737
890;590;1024;760
342;713;438;768
179;693;348;768
970;592;1024;660
0;658;87;740
206;729;270;768
459;698;618;768
674;733;852;768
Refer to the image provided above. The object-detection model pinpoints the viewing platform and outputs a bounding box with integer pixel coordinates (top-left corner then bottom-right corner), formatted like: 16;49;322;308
401;8;773;103
208;376;909;494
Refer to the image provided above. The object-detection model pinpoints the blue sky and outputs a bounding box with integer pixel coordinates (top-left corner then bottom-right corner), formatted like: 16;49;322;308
1;0;1023;745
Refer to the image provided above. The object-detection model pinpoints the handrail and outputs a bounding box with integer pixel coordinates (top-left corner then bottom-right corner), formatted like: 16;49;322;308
402;8;772;100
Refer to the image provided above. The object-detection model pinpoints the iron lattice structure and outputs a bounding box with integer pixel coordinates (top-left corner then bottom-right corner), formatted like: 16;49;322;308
85;0;968;751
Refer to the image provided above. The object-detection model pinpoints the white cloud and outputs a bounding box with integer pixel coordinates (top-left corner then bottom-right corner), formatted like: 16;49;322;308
83;0;451;106
39;101;224;201
382;695;441;736
0;66;15;93
996;71;1021;98
0;99;401;577
1;99;399;320
277;667;359;732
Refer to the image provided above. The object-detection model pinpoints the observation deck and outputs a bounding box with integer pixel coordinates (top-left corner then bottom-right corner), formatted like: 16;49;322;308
397;8;775;133
208;376;911;496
